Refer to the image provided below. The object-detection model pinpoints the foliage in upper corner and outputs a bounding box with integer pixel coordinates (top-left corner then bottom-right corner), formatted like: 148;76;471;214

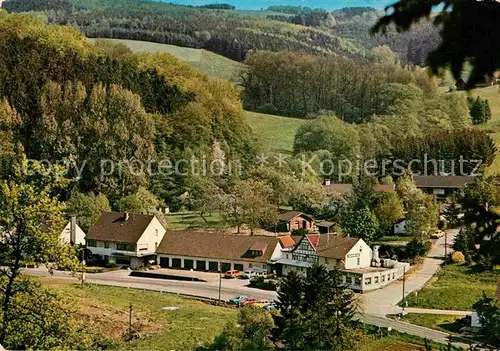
372;0;500;88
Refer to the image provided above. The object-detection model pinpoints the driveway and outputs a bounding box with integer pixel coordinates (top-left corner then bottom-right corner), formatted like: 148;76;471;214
362;230;456;316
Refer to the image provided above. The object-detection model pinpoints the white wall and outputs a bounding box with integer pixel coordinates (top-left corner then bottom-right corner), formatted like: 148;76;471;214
269;242;283;261
60;221;86;246
471;311;482;328
344;240;372;269
137;216;166;255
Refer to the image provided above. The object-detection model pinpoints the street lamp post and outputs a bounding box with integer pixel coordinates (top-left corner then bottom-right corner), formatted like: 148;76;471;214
401;266;406;316
218;262;222;304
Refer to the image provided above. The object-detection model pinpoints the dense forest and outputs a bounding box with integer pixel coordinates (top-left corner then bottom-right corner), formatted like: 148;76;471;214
2;0;367;62
2;0;439;65
242;50;437;120
0;12;256;205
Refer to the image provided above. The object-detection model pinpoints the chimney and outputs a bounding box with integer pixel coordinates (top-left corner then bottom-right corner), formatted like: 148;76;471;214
124;212;130;221
70;216;77;245
324;179;331;186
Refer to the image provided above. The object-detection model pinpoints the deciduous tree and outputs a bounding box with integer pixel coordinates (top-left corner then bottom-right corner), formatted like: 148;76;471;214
0;157;79;344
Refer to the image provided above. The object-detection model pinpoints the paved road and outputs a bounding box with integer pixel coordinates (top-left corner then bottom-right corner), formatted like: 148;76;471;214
362;230;457;316
25;230;464;347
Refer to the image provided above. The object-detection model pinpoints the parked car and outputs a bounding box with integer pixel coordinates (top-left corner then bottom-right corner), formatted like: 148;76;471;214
224;270;243;279
264;303;277;311
241;269;258;279
254;299;271;308
229;295;248;304
240;297;256;306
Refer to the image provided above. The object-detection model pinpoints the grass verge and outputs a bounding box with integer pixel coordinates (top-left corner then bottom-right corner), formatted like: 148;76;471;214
405;263;500;310
166;212;224;230
40;278;236;350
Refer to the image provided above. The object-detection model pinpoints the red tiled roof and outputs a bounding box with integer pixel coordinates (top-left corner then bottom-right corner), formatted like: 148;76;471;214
279;235;296;249
306;234;321;249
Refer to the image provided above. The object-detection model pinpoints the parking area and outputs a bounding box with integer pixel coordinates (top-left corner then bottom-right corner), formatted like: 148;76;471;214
151;268;252;288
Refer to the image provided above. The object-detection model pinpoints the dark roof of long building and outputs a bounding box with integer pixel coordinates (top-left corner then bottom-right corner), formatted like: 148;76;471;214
156;230;281;263
86;212;156;243
413;175;475;189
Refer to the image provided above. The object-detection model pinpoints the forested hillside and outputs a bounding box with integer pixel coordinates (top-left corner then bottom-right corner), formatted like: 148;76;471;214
0;12;256;204
267;6;441;66
2;0;367;61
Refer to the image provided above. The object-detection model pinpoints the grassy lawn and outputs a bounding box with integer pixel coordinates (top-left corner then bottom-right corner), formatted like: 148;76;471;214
166;212;224;230
405;263;500;310
36;278;441;351
374;236;413;245
360;330;453;351
453;85;500;175
394;314;463;335
89;38;246;83
243;110;306;154
42;278;236;350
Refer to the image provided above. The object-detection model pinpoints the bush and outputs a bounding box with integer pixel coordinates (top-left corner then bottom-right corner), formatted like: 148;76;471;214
291;228;307;236
249;276;278;291
451;251;465;263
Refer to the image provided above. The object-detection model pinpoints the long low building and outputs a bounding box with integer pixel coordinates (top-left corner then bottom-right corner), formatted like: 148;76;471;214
155;230;283;273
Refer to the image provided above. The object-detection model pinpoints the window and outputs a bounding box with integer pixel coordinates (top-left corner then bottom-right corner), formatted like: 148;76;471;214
155;229;159;236
374;277;379;284
286;254;289;259
381;275;385;282
365;278;372;285
116;243;136;252
86;239;96;247
357;258;360;265
359;246;362;252
104;242;109;249
325;258;329;264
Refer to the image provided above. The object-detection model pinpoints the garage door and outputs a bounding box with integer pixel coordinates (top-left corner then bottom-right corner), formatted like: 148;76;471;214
234;264;244;271
159;257;169;268
196;261;206;271
221;263;231;273
184;259;194;270
172;258;182;268
208;261;219;272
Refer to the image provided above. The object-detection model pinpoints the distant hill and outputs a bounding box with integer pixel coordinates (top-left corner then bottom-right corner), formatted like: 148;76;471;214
89;38;246;83
3;0;368;61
